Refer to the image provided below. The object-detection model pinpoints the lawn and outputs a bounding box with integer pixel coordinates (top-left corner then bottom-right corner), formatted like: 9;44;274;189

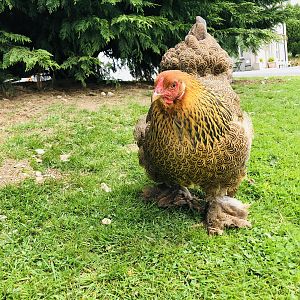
0;78;299;299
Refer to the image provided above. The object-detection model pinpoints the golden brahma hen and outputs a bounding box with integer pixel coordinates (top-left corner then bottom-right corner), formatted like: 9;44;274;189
134;17;253;235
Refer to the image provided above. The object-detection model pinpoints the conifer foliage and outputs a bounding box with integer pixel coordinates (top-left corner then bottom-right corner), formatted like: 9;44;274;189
286;4;300;57
0;0;290;84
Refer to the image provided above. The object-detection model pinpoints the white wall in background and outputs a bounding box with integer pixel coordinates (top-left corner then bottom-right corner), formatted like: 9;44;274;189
98;52;134;81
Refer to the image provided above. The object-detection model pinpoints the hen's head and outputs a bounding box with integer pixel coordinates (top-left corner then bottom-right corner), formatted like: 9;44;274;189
152;70;198;107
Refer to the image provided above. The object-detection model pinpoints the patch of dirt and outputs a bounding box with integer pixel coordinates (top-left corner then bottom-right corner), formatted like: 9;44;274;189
34;168;64;184
0;159;64;187
0;83;151;186
76;101;101;112
0;83;152;127
0;130;8;143
0;159;33;187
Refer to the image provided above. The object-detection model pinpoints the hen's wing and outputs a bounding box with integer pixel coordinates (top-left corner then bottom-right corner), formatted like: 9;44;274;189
134;115;148;147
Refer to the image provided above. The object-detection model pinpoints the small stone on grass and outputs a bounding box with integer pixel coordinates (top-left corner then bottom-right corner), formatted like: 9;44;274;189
35;149;45;155
35;171;44;183
101;218;112;225
100;182;112;193
60;154;71;162
35;171;42;177
0;215;7;221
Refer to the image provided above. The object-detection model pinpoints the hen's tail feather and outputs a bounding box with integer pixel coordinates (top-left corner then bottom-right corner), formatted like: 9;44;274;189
160;16;232;80
188;16;207;40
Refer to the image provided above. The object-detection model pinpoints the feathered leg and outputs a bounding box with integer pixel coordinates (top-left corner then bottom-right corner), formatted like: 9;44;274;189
143;185;205;213
205;188;251;235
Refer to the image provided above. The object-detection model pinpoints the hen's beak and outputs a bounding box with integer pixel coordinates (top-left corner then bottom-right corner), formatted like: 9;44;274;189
152;91;162;102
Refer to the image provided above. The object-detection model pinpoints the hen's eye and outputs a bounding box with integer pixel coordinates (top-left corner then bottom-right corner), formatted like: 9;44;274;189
171;82;177;88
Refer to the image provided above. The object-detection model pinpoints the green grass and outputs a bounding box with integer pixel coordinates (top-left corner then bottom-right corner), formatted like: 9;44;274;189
0;78;299;299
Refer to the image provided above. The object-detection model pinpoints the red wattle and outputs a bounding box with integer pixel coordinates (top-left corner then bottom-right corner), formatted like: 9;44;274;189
164;98;173;105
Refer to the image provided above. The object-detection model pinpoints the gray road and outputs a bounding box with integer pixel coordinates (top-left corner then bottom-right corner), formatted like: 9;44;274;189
233;66;300;77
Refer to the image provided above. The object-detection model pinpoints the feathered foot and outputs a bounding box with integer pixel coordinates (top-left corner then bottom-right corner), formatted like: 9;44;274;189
142;184;205;213
206;196;251;235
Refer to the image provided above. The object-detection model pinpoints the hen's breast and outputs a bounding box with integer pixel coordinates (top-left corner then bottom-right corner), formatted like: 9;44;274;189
143;100;250;189
144;116;188;185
